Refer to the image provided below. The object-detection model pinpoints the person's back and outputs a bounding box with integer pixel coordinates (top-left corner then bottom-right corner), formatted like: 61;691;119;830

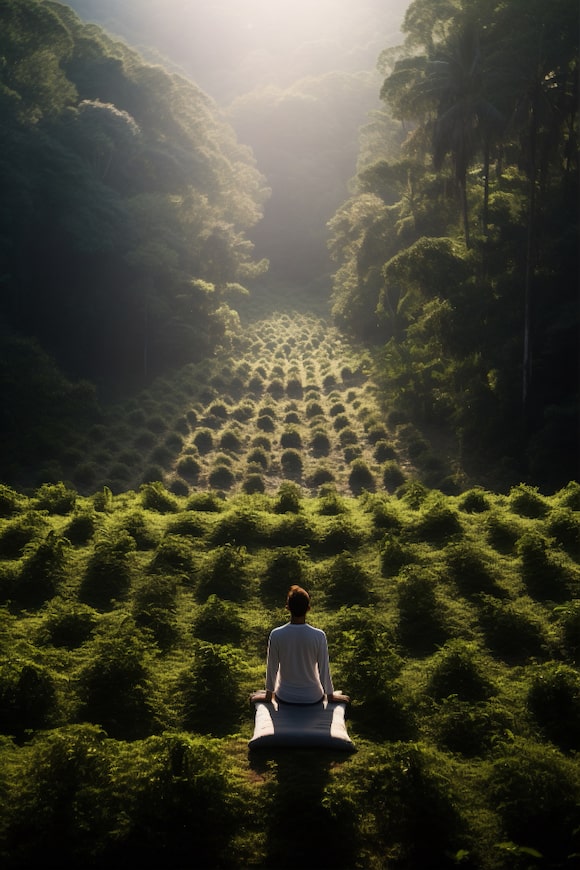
261;584;348;705
266;620;333;703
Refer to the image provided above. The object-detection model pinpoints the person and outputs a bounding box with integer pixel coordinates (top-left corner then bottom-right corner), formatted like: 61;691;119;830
255;585;349;705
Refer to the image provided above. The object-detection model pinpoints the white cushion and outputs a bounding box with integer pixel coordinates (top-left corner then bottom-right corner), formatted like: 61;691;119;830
249;699;355;751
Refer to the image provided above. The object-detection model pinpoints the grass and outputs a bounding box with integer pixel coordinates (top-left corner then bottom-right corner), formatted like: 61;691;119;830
0;302;578;868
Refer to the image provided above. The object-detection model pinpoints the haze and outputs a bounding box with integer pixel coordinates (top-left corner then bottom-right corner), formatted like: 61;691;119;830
67;0;410;100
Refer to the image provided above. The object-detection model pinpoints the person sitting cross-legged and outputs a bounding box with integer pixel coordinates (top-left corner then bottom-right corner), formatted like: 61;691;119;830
253;585;349;705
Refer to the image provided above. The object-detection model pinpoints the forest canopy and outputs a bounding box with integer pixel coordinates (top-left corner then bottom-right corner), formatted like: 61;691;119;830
328;0;579;489
0;0;269;387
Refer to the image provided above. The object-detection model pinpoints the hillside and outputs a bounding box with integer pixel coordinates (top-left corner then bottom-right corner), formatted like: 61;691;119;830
1;295;579;868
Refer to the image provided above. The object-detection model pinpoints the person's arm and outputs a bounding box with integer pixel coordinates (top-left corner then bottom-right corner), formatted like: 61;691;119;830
317;632;336;697
264;632;278;700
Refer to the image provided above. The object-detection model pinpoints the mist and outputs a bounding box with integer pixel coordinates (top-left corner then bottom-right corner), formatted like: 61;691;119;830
66;0;411;283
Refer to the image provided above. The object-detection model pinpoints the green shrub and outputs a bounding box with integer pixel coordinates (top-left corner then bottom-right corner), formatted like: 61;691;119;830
338;427;358;447
485;510;520;553
267;378;284;398
322;552;372;605
332;743;465;865
318;516;366;554
380;535;413;576
193;428;214;453
280;427;302;449
117;511;160;549
406;499;462;543
210;507;268;547
252;435;271;450
280;449;303;479
396;568;449;654
15;531;70;608
487;738;580;866
248;374;264;393
261;547;307;603
0;485;22;517
310;430;331;454
169;478;189;496
364;494;401;532
176;455;201;480
186;491;223;512
518;531;574;601
444;541;502;598
33;482;77;515
348;459;375;495
432;696;515;757
209;402;228;420
458;488;491;513
526;662;580;751
317;489;347;515
146;414;167;434
373;439;397;462
192;594;243;644
308;466;335;487
80;531;136;609
231;400;255;422
330;607;411;739
177;642;246;735
478;595;549;662
197;544;248;602
332;413;349;431
557;599;580;663
274;482;302;514
166;512;207;539
329;402;345;417
256;414;275;432
247;446;269;470
219;429;243;452
64;510;97;546
133;574;178;649
558;480;580;510
509;483;550;518
426;640;495;702
242;473;265;494
141;465;165;484
382;461;406;492
76;625;159;740
149;535;197;577
269;513;315;548
0;512;48;559
397;479;429;508
306;400;324;418
366;423;389;444
140;482;179;513
545;507;580;558
0;661;59;741
286;377;303;398
208;464;236;490
39;601;97;648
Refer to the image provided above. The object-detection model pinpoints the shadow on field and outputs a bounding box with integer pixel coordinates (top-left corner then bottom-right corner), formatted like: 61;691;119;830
248;749;357;868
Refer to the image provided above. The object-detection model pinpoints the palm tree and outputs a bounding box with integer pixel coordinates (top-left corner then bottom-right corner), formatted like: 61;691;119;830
427;24;503;248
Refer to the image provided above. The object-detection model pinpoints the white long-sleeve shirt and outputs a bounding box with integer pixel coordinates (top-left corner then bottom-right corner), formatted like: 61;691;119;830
265;622;335;703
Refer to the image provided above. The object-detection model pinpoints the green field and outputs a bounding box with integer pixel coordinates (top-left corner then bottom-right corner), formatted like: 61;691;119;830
1;301;579;869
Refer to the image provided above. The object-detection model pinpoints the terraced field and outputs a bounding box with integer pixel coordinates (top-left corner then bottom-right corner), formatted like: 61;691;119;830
66;308;410;499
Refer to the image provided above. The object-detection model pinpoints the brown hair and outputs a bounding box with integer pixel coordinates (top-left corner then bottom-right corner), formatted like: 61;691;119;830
286;585;310;617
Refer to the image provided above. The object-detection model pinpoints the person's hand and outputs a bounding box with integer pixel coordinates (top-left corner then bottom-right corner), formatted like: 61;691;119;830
327;692;350;704
250;691;272;704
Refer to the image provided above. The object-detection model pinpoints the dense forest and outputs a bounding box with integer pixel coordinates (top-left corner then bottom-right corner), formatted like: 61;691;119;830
0;1;579;868
0;0;269;389
328;0;579;490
